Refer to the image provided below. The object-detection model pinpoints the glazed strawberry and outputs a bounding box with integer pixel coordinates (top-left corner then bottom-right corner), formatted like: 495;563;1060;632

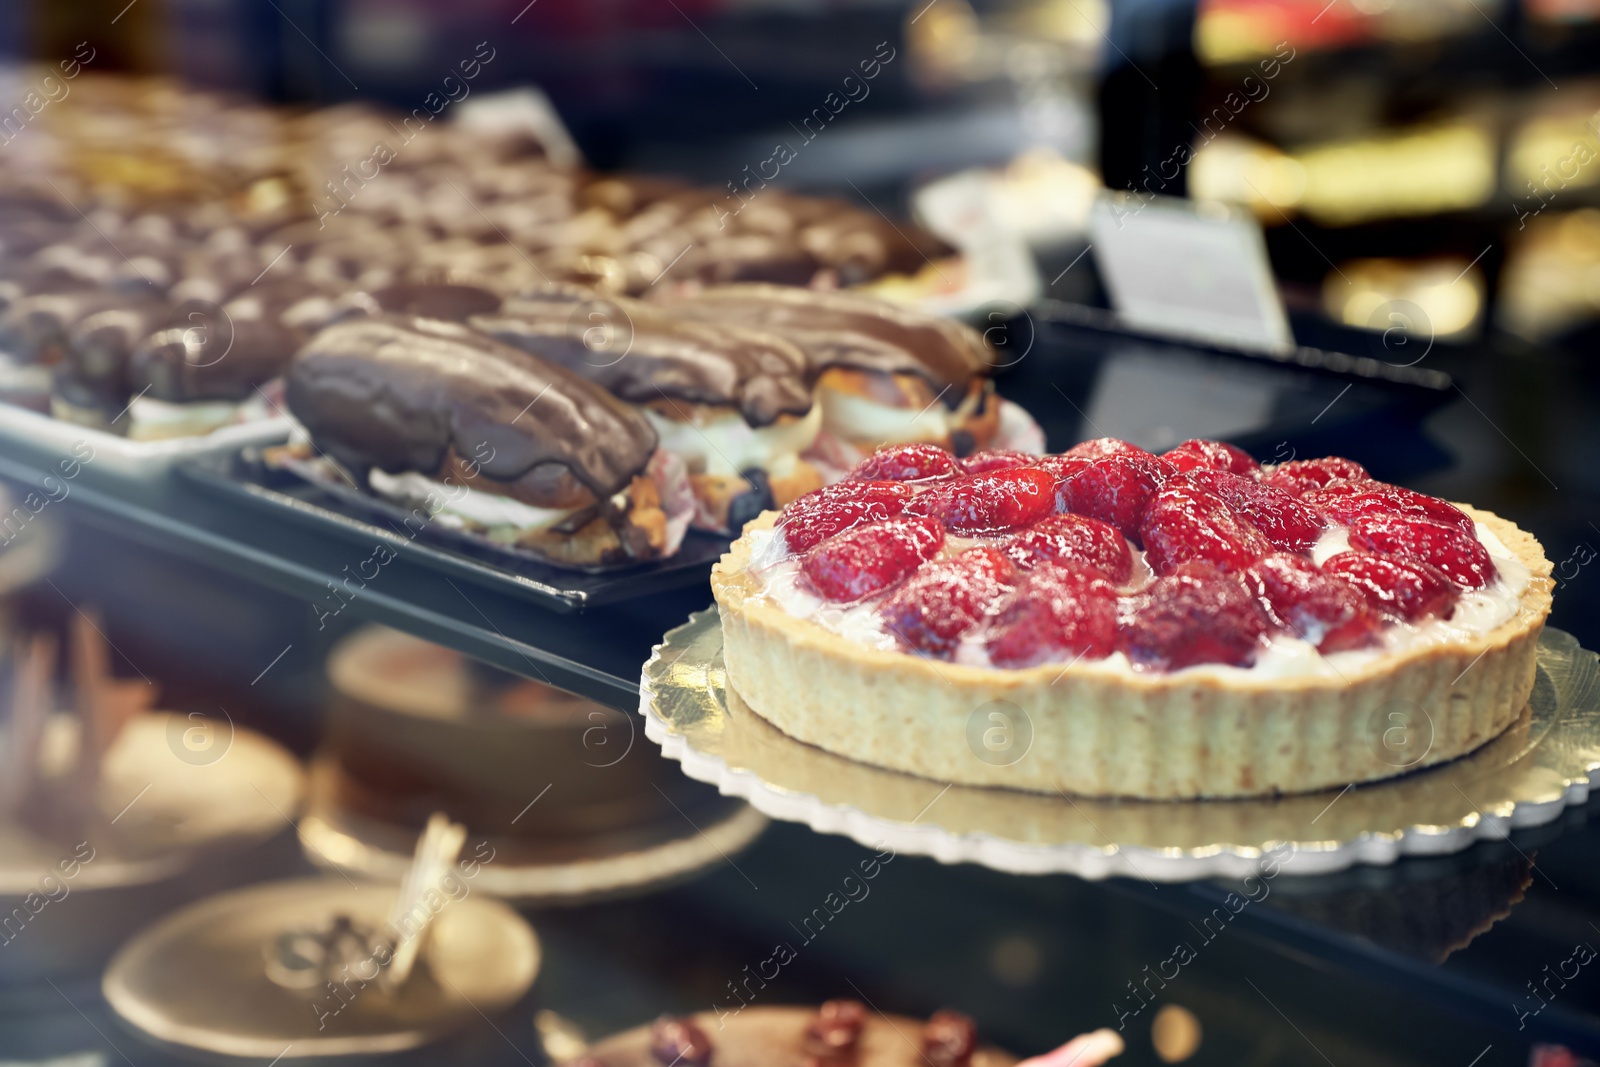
1161;439;1260;476
1065;437;1150;460
1301;484;1475;536
1245;554;1379;653
880;546;1015;657
1120;560;1272;670
1347;514;1496;588
960;449;1036;475
1177;469;1325;553
779;481;916;553
1056;452;1173;541
905;467;1056;533
848;443;957;483
1139;483;1271;575
1000;514;1133;585
1032;453;1092;488
800;515;945;602
1263;457;1368;495
985;564;1118;668
1322;551;1459;621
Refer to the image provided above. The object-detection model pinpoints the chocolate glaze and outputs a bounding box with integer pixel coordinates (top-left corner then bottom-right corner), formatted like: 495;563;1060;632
0;290;151;364
131;316;300;403
285;315;658;505
340;282;504;323
654;284;993;401
471;288;813;428
65;302;171;397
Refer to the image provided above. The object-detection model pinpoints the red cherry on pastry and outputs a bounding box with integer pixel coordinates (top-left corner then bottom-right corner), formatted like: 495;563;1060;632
779;481;916;553
905;467;1056;534
848;443;957;483
1176;468;1325;553
800;515;945;602
1065;437;1150;460
1245;553;1380;653
1056;452;1174;541
880;545;1015;657
1347;514;1496;588
959;449;1036;475
1262;457;1368;495
999;513;1133;585
1301;483;1476;536
985;564;1118;668
1139;483;1272;576
1322;551;1460;621
1120;560;1273;670
1161;438;1260;476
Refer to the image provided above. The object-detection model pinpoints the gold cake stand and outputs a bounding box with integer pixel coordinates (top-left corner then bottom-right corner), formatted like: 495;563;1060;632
639;610;1600;882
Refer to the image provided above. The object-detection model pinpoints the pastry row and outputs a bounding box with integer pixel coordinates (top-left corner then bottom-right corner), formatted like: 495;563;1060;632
279;281;1042;568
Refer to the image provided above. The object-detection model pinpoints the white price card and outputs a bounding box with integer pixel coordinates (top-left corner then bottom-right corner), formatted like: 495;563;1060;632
1089;194;1293;354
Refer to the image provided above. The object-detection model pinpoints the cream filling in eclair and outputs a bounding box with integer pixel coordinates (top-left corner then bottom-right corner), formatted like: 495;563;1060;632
817;381;986;445
124;396;250;441
368;469;582;539
645;404;823;478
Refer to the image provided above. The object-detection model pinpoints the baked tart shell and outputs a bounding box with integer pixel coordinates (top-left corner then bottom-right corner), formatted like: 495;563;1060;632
711;506;1553;800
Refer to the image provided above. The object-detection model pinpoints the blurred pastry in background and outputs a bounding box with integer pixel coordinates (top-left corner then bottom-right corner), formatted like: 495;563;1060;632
304;626;763;899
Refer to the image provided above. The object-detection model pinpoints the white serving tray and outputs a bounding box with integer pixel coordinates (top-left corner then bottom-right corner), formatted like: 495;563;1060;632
0;400;291;480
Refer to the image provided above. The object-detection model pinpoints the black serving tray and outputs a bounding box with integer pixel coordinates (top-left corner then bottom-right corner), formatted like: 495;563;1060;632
175;447;728;613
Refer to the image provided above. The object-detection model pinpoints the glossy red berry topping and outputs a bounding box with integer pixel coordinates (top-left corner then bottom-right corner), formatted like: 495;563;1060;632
1245;554;1379;653
1262;457;1369;495
1065;437;1151;460
779;481;915;553
1120;560;1272;670
1120;559;1267;668
985;564;1118;668
959;449;1037;475
1177;468;1326;553
799;515;945;602
1322;551;1460;621
848;443;958;483
1139;483;1272;575
880;546;1015;657
1301;483;1475;536
1347;514;1496;588
999;513;1133;585
905;467;1056;534
1032;453;1092;487
1056;452;1173;541
1161;439;1260;476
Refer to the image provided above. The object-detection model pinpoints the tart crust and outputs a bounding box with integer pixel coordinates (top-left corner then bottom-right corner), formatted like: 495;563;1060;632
710;505;1554;800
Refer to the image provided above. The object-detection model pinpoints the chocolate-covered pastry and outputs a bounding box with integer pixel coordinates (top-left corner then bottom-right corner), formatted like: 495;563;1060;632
286;315;675;567
130;317;298;404
0;290;149;364
657;284;992;391
473;286;824;533
654;284;1004;464
64;301;171;398
339;282;504;323
474;289;811;427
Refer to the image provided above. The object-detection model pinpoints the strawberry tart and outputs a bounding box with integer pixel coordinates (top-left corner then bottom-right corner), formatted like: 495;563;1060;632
710;439;1554;799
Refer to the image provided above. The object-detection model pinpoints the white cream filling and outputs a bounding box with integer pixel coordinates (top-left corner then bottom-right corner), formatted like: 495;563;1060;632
818;386;951;444
645;405;822;479
743;516;1532;680
368;470;579;538
126;395;265;440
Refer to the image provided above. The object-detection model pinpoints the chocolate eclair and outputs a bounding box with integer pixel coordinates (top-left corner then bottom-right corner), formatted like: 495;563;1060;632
285;314;687;569
652;284;1014;470
471;286;824;534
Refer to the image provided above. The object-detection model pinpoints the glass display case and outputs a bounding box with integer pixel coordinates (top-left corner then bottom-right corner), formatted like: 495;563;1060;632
0;3;1596;1067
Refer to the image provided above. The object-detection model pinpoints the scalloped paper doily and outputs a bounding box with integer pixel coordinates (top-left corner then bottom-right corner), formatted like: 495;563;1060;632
639;611;1599;882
